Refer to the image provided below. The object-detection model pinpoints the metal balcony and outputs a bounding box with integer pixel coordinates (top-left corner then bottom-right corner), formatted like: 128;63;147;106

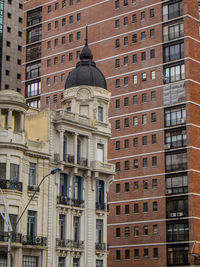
96;242;106;251
72;240;84;249
22;235;47;246
0;179;22;192
63;154;74;163
96;202;107;211
56;238;72;248
71;199;84;208
0;232;22;243
57;195;71;206
77;157;88;167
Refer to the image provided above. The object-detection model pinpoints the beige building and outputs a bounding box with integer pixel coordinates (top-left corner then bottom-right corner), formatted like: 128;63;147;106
0;42;114;267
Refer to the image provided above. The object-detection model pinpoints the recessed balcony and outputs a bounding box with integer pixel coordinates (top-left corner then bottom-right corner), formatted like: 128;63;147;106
0;179;23;192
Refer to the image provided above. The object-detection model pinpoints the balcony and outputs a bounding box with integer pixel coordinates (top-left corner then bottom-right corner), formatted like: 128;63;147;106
28;185;40;192
91;161;115;174
96;202;108;211
0;179;22;192
63;154;74;164
96;242;106;251
56;238;72;248
71;199;84;208
0;232;22;243
57;195;71;206
72;240;84;249
77;157;88;167
22;235;47;246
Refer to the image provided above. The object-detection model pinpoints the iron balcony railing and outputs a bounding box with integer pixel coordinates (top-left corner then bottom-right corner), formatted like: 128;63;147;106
72;240;84;249
56;238;72;248
22;235;47;246
0;232;22;243
71;198;84;208
63;154;74;163
96;202;108;211
77;157;88;167
95;242;106;251
28;185;40;192
0;179;22;192
57;196;71;206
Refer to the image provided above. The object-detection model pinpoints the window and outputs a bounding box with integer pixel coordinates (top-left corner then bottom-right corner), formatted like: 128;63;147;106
133;117;138;126
142;72;146;81
124;139;129;148
27;210;37;239
150;29;155;38
69;34;73;42
142;136;147;145
115;59;120;68
143;158;148;168
47;41;51;49
124;227;130;237
124;36;128;45
165;23;184;42
150;8;154;17
10;164;19;181
60;173;69;197
163;1;183;21
23;256;38;267
141;31;146;40
143;202;148;212
53;94;57;103
134;181;139;191
54;76;58;85
69;15;73;24
115;0;119;8
6;70;10;76
54;39;58;47
116;206;120;215
76;51;80;59
166;175;187;194
59;214;65;240
132;34;137;43
164;64;185;83
47;59;51;67
0;163;6;179
62;36;66;44
58;257;65;267
73;258;80;267
96;219;103;245
143;180;148;189
143;226;148;235
152;156;157;166
115;120;120;129
134;249;139;259
48;23;51;31
48;5;52;12
125;204;130;214
55;20;59;28
17;73;21;80
142;93;147;103
62;18;66;26
115;39;120;48
141;52;146;61
116;99;120;108
115;19;120;28
134;226;139;236
116;227;121;237
61;74;65;82
73;176;83;200
47;78;50;86
124;161;129;170
133;75;137;84
123;0;128;5
163;43;184;62
116;141;120;150
115;79;120;88
152;134;157;144
116;183;120;193
54;57;58;65
132;14;137;23
167;222;189;242
98;106;103;122
133;95;138;104
144;248;149;257
124;17;128;25
19;3;23;9
133;137;138;147
132;54;137;63
7;12;11;18
73;216;80;243
133;159;138;169
69;53;73;61
62;0;66;8
142;114;147;125
153;224;158;235
7;27;11;33
150;49;155;58
124;77;129;86
96;260;103;267
134;203;139;213
61;55;66;63
124;56;128;65
69;0;73;5
125;249;130;259
29;163;36;186
151;112;156;122
154;248;158;258
7;41;11;47
125;183;129;192
152;179;157;188
77;13;81;21
141;11;145;20
116;250;121;260
153;201;158;211
151;91;156;101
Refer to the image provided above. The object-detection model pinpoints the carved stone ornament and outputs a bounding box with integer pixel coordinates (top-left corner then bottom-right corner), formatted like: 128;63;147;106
77;88;91;101
71;251;81;258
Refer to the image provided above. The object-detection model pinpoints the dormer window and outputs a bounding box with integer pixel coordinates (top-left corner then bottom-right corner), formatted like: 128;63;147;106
98;106;103;122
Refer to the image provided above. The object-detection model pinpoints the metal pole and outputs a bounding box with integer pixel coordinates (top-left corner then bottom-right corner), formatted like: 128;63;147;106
7;231;11;267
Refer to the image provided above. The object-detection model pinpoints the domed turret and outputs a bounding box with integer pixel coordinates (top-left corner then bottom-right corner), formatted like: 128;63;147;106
65;36;107;90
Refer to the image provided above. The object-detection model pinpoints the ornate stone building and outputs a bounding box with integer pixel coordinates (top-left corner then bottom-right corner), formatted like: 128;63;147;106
0;41;114;267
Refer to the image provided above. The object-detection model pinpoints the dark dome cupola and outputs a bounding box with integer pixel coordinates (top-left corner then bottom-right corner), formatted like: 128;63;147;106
65;32;107;90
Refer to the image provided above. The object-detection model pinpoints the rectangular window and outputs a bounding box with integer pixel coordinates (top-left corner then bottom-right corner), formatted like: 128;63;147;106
29;163;36;186
27;210;37;238
58;257;65;267
144;248;149;257
96;180;105;207
97;144;104;162
125;249;130;259
134;226;139;236
73;258;80;267
23;256;38;267
96;219;103;243
133;137;138;147
143;202;148;212
73;216;80;242
116;141;120;150
134;181;138;191
152;134;157;144
116;205;120;215
133;75;137;84
142;114;147;125
125;204;130;214
164;64;185;83
96;260;103;267
133;159;138;169
124;118;129;127
153;224;158;235
116;120;120;129
124;161;129;170
133;95;138;104
134;249;139;259
0;163;6;179
116;250;120;260
60;173;69;197
10;164;19;181
134;203;139;213
152;179;157;188
153;201;158;211
124;227;130;237
98;106;103;122
116;227;120;237
166;174;188;194
59;214;66;240
125;182;129;192
73;176;83;200
116;183;120;193
164;43;184;62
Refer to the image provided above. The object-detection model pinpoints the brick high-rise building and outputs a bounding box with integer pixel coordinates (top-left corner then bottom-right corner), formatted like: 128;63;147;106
23;0;200;266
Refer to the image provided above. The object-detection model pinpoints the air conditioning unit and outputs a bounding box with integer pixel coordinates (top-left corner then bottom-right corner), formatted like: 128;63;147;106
54;153;60;162
35;237;42;244
166;189;172;194
164;144;171;149
170;212;177;217
61;196;67;203
177;212;183;217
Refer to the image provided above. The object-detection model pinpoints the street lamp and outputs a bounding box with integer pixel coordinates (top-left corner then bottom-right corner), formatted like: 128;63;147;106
0;167;62;267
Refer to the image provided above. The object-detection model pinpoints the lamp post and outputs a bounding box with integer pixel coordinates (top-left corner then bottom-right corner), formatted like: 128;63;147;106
0;167;62;267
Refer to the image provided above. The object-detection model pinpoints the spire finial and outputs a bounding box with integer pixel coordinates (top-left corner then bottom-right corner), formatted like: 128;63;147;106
85;26;88;46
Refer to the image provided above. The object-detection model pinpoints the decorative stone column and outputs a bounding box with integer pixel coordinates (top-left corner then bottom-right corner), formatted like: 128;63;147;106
74;133;78;164
59;130;64;161
7;109;12;129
